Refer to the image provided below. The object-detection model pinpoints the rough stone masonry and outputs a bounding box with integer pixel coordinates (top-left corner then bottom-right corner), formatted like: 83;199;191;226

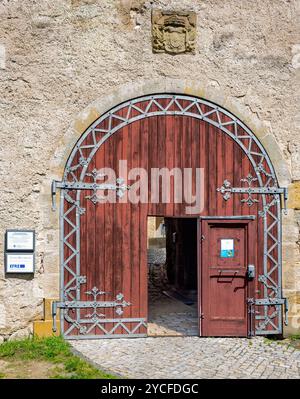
0;0;299;340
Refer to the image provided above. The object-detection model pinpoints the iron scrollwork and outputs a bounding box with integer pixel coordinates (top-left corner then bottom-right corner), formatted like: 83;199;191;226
85;168;130;205
217;173;259;207
84;287;131;319
53;283;132;335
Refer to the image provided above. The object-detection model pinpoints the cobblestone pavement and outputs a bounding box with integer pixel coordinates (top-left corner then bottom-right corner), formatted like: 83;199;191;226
148;262;198;336
148;292;198;336
148;310;198;336
71;337;300;379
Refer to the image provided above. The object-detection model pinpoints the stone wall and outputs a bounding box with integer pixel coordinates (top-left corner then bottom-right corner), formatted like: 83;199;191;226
0;0;299;339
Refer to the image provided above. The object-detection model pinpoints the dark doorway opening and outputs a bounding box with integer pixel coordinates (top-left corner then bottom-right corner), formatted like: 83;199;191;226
147;217;198;336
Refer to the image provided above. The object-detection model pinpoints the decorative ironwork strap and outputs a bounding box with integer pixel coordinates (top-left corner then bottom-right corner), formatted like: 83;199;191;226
52;289;131;333
51;175;130;211
217;174;288;212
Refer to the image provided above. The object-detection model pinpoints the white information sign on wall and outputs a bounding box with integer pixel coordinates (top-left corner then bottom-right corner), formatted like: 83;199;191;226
6;230;35;251
5;253;35;273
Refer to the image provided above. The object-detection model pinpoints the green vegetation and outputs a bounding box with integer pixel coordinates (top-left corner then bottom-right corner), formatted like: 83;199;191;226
286;334;300;350
289;334;300;341
263;334;300;350
0;336;116;379
263;337;273;345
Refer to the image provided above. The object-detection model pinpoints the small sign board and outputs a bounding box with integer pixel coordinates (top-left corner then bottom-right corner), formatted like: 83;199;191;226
220;239;234;258
5;253;35;274
5;230;35;252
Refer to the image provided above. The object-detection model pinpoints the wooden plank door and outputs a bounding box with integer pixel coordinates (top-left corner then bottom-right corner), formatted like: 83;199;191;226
199;219;255;337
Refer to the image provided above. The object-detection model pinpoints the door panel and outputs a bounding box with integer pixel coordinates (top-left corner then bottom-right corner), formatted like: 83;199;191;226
200;219;254;337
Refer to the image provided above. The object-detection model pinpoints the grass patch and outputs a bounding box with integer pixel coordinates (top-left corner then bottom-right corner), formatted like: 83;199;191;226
263;334;300;350
289;334;300;341
285;334;300;350
0;336;116;379
263;337;273;345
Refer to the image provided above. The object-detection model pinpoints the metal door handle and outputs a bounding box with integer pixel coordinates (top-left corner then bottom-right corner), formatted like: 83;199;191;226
218;269;238;273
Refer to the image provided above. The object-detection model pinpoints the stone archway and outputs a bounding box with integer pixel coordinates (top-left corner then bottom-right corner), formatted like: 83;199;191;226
50;90;288;339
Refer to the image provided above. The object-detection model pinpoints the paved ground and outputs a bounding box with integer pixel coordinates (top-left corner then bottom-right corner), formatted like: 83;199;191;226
148;309;198;336
148;281;198;336
71;258;300;379
71;336;300;379
148;260;198;336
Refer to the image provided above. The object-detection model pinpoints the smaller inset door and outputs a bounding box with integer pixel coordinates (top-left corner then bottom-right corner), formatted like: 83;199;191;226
199;219;255;337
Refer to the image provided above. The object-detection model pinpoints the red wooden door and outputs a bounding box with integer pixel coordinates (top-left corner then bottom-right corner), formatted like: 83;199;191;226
200;219;255;337
61;95;273;339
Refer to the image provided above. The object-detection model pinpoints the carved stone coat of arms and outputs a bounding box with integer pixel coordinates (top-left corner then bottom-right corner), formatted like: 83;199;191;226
152;10;196;55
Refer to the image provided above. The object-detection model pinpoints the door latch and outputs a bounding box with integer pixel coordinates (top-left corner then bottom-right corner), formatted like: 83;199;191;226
52;301;58;332
247;264;255;280
284;297;289;326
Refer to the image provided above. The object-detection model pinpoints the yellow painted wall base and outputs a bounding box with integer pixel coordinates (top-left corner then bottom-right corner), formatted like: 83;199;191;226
33;320;60;338
33;298;60;338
